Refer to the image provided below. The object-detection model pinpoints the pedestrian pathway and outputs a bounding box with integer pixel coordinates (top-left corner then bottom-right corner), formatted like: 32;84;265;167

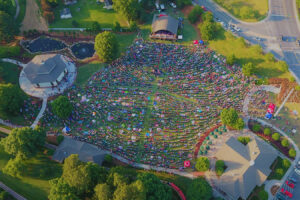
264;180;280;200
274;88;294;117
1;58;26;68
31;98;47;128
14;0;20;20
0;127;10;134
0;182;27;200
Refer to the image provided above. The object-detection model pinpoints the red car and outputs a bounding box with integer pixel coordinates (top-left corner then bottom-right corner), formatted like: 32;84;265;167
286;180;295;189
281;188;293;198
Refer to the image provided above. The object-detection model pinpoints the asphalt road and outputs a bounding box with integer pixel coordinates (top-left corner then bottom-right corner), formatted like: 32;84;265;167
196;0;300;84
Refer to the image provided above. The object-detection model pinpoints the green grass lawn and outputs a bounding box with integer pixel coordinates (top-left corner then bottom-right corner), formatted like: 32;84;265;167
0;146;62;200
50;0;128;28
209;27;292;79
213;0;268;22
267;157;290;180
76;63;105;86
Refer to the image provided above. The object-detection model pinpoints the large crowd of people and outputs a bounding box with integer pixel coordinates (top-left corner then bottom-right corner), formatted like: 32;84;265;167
41;40;253;169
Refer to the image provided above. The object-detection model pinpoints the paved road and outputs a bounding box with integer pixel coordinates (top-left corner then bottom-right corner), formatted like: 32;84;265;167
197;0;300;84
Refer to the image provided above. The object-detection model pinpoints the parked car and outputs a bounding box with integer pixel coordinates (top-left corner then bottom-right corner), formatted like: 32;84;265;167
280;188;293;198
170;2;176;8
286;180;295;188
160;4;165;11
276;193;287;200
295;168;300;175
288;177;297;184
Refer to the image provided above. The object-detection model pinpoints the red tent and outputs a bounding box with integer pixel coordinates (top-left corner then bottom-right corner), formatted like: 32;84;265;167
193;40;199;44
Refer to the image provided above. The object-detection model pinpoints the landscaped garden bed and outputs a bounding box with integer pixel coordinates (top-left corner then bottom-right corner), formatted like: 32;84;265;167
249;119;296;159
267;157;291;180
70;42;95;60
21;37;67;53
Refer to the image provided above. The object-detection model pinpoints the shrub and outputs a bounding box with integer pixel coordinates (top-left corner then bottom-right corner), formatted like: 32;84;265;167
195;157;210;172
242;62;255;77
252;124;261;132
263;128;271;136
289;148;296;158
199;20;217;41
290;77;295;82
258;189;268;200
226;54;236;65
275;168;284;176
272;133;280;141
281;139;289;148
282;158;291;169
295;85;300;91
237;136;250;145
215;160;226;176
57;135;64;145
188;5;203;24
113;21;121;32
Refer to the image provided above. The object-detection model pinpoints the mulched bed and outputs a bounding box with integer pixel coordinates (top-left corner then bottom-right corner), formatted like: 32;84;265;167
70;43;95;60
23;37;67;53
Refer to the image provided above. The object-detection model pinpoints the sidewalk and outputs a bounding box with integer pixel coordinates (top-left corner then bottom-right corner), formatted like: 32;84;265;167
0;182;27;200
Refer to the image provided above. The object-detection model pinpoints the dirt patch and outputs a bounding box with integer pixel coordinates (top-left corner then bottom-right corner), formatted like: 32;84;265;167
181;5;194;16
21;0;48;32
271;185;280;195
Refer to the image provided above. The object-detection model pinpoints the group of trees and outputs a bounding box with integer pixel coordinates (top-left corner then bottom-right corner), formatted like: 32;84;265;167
0;127;46;177
220;108;245;130
199;12;218;41
0;0;19;42
188;5;203;24
48;154;174;200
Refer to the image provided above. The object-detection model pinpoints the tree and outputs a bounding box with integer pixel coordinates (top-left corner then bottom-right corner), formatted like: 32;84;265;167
195;157;210;172
199;20;216;41
252;124;261;132
0;11;18;42
289;148;296;158
215;160;226;176
202;12;214;22
188;6;203;24
51;96;73;119
48;178;80;200
1;127;46;158
137;173;172;200
263;127;271;136
2;155;25;177
62;154;107;196
237;136;250;145
186;178;212;200
282;158;291;168
94;183;112;200
233;118;245;130
275;168;284;176
242;62;255;77
226;54;236;65
276;61;289;72
0;0;15;16
112;0;139;23
94;31;119;63
220;108;238;127
281;138;289;148
91;21;101;33
272;133;280;141
0;83;25;115
113;179;146;200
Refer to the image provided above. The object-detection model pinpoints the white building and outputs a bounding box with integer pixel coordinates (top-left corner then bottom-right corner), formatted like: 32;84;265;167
24;54;69;88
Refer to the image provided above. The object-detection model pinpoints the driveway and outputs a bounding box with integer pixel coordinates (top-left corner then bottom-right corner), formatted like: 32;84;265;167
196;0;300;84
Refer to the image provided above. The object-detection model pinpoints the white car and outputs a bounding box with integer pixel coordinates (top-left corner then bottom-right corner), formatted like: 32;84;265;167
295;168;300;175
155;2;160;10
170;2;176;8
160;4;165;10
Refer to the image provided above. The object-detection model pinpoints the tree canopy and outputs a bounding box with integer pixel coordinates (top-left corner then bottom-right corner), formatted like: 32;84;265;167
220;108;244;130
0;83;25;115
48;178;80;200
2;155;25;177
112;0;139;22
186;178;212;200
95;31;119;63
51;95;73;119
215;160;226;176
0;126;46;159
272;133;280;141
195;157;210;172
188;5;203;24
94;183;112;200
242;62;255;77
0;11;18;42
137;173;172;200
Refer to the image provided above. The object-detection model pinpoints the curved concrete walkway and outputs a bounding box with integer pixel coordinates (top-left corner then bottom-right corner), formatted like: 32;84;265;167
14;0;20;20
1;58;26;68
30;98;47;129
0;182;27;200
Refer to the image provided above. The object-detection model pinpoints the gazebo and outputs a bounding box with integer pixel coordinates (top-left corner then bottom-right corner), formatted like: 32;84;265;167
24;54;69;88
151;14;179;40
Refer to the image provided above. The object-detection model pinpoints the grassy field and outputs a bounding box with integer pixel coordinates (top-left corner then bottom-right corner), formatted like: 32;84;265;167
214;0;268;22
209;27;292;79
50;0;127;28
76;63;105;86
0;146;62;200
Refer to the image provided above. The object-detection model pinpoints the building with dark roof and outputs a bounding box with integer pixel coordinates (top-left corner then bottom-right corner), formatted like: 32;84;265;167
151;14;179;40
214;137;278;200
24;54;68;88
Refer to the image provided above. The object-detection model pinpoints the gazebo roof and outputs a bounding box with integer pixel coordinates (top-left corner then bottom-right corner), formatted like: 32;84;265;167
152;15;179;35
24;54;67;84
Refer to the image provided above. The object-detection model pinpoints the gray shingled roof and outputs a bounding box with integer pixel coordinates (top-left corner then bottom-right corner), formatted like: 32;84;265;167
24;54;67;84
152;15;179;35
215;137;278;200
52;137;106;166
